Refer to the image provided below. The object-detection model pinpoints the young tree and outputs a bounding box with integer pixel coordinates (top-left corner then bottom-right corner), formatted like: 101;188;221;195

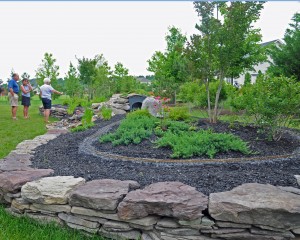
244;73;251;86
64;62;81;98
94;60;112;98
268;13;300;81
148;26;188;101
35;53;60;98
189;1;265;123
77;54;112;100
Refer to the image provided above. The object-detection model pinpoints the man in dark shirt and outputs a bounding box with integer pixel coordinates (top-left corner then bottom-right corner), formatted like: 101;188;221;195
8;73;20;120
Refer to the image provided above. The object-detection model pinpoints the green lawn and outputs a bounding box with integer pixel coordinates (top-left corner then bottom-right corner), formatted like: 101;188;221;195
0;206;103;240
0;95;65;159
0;95;107;239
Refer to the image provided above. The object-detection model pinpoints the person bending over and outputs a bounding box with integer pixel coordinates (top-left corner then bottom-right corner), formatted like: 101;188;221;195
39;78;63;123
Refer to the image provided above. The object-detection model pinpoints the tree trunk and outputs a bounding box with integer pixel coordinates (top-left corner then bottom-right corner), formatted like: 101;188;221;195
205;78;212;123
212;75;224;123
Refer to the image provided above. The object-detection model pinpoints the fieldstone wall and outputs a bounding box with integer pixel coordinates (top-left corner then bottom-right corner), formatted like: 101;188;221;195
1;131;300;240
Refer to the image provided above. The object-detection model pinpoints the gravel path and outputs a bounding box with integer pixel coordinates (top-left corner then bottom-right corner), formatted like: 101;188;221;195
31;116;300;195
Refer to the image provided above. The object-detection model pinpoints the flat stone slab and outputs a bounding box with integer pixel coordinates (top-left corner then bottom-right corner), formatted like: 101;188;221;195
21;176;85;204
209;183;300;229
69;179;140;211
58;213;100;229
118;182;208;221
0;169;53;193
0;153;32;172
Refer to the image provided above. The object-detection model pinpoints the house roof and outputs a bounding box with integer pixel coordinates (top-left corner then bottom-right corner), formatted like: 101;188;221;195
136;77;151;84
260;39;283;47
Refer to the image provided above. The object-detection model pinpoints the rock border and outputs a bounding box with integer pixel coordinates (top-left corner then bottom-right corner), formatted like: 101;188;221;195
1;128;300;240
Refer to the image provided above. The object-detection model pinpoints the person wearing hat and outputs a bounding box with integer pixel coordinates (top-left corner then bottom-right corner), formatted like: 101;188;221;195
8;73;20;120
39;78;63;123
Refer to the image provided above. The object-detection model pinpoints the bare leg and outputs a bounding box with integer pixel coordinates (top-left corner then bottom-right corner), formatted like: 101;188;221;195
12;106;17;119
44;109;50;123
24;106;29;118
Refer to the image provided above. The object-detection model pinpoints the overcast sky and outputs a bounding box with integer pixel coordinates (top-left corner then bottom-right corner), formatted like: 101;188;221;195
0;1;299;82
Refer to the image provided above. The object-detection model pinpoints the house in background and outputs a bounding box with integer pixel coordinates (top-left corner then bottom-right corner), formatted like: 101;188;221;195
136;76;152;85
229;39;284;86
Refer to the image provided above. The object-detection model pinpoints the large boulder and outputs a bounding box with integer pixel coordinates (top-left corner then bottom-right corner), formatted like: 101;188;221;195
0;169;53;193
118;182;208;220
209;183;300;229
21;176;85;204
69;179;140;211
141;97;162;117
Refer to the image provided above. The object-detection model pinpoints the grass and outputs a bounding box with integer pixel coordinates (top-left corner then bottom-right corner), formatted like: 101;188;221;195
0;95;107;239
0;206;104;240
0;96;58;159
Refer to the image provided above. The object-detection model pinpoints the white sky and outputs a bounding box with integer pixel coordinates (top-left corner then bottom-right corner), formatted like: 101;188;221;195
0;1;299;82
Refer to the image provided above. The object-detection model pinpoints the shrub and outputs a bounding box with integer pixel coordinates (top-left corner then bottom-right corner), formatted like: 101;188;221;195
168;107;190;121
178;81;230;108
128;109;152;118
100;113;156;145
155;130;250;159
93;96;107;103
244;72;251;86
231;75;300;141
81;108;94;126
71;122;94;132
101;107;112;121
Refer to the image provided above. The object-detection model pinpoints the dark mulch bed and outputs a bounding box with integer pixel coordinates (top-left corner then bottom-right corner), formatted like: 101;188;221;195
94;118;299;159
30;116;300;195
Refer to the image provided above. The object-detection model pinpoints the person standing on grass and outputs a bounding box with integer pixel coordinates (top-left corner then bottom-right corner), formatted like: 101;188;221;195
20;78;32;119
39;78;63;123
8;73;20;120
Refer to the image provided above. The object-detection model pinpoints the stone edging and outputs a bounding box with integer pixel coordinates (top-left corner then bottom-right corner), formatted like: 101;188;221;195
0;129;300;240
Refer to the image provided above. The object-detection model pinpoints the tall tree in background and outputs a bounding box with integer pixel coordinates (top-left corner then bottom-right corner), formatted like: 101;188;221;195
268;13;300;81
112;62;139;94
77;54;111;100
189;1;265;123
64;62;81;98
94;59;112;98
77;55;100;100
36;53;60;98
148;26;188;101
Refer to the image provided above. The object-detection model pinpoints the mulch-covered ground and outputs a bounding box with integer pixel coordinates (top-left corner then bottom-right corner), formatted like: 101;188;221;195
94;118;299;159
31;116;300;195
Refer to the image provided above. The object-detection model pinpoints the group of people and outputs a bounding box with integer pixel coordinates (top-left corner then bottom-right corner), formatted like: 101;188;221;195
7;73;63;123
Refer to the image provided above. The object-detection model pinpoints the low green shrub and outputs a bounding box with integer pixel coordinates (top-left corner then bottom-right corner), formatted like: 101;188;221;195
93;96;107;103
168;107;190;121
100;113;156;145
101;107;113;121
128;109;152;118
229;75;300;141
81;108;94;126
100;110;250;159
71;122;95;132
155;130;250;159
71;107;95;132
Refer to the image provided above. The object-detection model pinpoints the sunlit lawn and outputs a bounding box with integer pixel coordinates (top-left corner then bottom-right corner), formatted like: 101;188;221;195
0;95;63;159
0;95;106;239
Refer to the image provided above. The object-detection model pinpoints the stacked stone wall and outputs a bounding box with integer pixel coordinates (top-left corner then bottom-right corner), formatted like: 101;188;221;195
1;130;300;240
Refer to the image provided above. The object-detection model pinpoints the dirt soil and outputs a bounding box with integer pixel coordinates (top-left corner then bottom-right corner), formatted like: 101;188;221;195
30;116;300;195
